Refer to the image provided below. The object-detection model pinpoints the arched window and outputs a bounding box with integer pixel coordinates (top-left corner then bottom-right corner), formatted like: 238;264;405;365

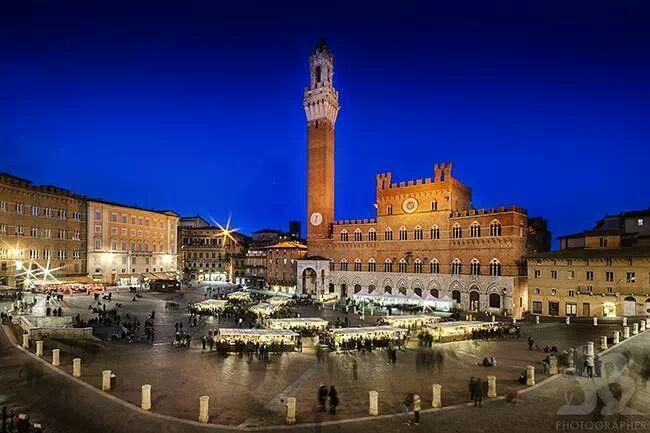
399;226;408;240
490;220;502;237
368;228;377;241
315;65;322;83
340;230;348;242
490;258;502;276
470;222;481;238
430;288;439;298
329;260;335;271
340;258;348;271
384;259;393;272
414;287;422;297
430;225;440;240
354;229;362;241
354;284;362;293
414;259;423;273
489;293;501;308
354;258;362;272
470;258;481;275
398;258;408;273
452;290;461;303
399;286;407;296
368;284;376;293
452;223;462;239
431;200;438;211
429;259;440;274
385;227;393;241
387;205;393;215
414;226;423;240
368;258;376;272
451;258;462;274
384;285;392;294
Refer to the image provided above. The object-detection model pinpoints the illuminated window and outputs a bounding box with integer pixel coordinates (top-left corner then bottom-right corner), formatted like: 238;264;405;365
489;259;501;276
470;222;481;238
470;258;480;275
452;224;462;239
490;220;502;236
385;227;393;241
451;258;462;274
368;228;377;241
430;225;440;239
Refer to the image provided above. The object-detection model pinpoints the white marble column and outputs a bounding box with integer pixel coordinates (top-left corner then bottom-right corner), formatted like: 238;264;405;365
141;385;151;410
526;365;535;386
432;384;442;408
199;396;209;423
369;391;379;416
286;397;296;424
487;375;496;397
73;358;82;377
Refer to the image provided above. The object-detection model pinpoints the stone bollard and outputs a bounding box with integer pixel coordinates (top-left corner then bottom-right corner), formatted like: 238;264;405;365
549;356;558;375
102;370;112;392
487;375;496;398
526;365;535;386
141;385;151;411
199;396;209;423
586;341;595;356
623;327;630;339
491;315;495;322
641;320;647;332
613;331;620;344
512;318;517;325
36;340;43;357
22;334;29;349
633;323;639;335
369;391;379;416
535;316;540;325
52;349;60;367
622;317;627;327
565;316;570;325
73;358;82;377
593;316;598;326
600;336;608;350
286;397;296;424
432;384;442;408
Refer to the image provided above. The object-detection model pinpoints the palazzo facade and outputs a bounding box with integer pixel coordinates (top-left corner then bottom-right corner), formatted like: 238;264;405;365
297;41;547;317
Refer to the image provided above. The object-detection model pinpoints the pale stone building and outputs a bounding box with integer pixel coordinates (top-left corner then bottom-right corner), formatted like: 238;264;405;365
86;199;179;285
178;216;249;284
529;209;650;318
0;174;87;288
296;41;549;317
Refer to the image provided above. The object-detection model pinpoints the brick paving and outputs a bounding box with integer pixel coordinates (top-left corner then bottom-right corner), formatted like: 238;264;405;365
1;289;648;432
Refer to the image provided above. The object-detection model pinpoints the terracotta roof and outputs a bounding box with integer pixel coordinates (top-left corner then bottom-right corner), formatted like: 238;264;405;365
264;241;307;250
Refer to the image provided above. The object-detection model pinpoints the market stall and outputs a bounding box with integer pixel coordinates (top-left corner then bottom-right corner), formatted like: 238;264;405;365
379;314;442;329
214;328;300;351
421;321;501;343
191;299;228;314
226;291;251;301
250;302;281;317
266;317;329;334
325;326;407;350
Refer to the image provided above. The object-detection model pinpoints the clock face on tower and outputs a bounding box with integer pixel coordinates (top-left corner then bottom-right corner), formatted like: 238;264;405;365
310;212;323;226
402;197;419;214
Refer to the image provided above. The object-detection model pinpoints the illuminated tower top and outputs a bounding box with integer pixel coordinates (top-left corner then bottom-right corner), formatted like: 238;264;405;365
304;39;339;125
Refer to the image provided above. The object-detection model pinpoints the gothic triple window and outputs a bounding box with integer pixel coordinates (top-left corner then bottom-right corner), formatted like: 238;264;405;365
451;259;462;274
430;225;440;239
430;259;440;274
490;220;502;237
399;226;408;241
368;259;376;272
470;222;481;238
414;259;423;273
384;259;393;273
354;258;362;272
414;226;423;240
490;259;502;276
398;259;408;273
368;228;377;241
385;227;393;241
452;224;462;239
340;230;348;242
354;229;362;241
470;258;481;275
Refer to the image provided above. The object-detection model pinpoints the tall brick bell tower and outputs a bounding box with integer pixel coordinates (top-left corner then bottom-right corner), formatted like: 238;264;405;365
304;39;339;247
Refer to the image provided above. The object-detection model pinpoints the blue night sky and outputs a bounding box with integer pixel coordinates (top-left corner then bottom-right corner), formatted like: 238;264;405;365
2;1;649;246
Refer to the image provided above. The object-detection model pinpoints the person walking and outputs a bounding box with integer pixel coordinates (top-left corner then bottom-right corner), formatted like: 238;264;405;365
351;359;358;380
474;377;483;407
413;394;421;424
318;384;328;411
329;385;339;414
528;336;535;351
469;377;476;401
